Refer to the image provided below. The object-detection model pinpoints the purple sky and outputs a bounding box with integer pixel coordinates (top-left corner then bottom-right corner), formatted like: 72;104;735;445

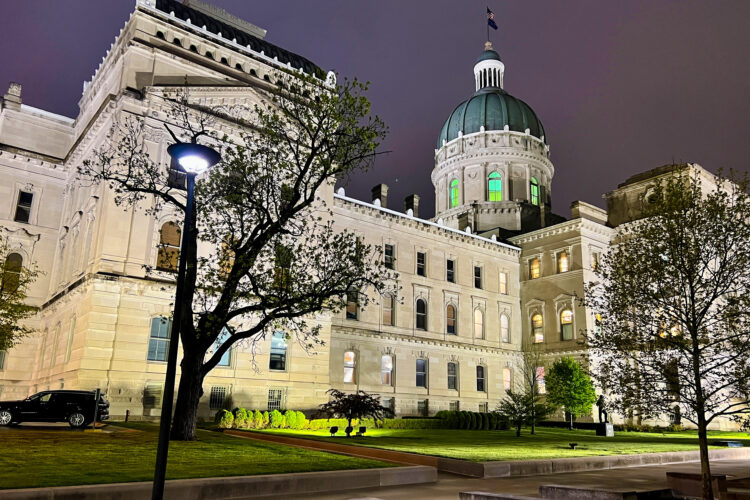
1;1;748;217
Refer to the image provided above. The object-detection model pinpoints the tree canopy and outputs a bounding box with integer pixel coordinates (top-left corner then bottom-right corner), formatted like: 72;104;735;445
0;235;39;351
317;389;393;436
544;357;597;428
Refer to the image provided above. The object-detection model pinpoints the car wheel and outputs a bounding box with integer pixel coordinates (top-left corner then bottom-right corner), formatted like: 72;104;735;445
68;412;87;428
0;410;12;426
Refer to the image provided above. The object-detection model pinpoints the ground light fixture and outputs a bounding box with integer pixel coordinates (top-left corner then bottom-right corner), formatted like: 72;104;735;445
152;142;221;500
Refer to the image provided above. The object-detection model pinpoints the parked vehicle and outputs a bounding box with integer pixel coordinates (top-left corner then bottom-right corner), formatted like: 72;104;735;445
0;390;109;428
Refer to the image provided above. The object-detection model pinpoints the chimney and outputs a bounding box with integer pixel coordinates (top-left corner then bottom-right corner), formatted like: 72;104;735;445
404;194;420;218
2;82;22;111
371;183;388;208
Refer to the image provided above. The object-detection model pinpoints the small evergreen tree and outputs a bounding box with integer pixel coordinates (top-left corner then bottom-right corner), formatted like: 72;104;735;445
269;409;284;428
262;411;270;428
253;410;264;429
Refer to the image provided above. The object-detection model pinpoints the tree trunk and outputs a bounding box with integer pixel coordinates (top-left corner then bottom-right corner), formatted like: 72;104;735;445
569;412;574;431
697;417;714;500
516;423;521;437
346;418;353;437
170;350;206;441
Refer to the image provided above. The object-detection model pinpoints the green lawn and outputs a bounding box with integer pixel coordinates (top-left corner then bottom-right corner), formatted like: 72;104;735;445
255;427;750;462
0;423;393;489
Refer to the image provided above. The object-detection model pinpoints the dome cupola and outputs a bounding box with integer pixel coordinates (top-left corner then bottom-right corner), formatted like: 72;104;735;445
474;41;504;90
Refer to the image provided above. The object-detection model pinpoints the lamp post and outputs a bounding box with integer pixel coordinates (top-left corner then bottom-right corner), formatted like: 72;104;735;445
152;142;221;500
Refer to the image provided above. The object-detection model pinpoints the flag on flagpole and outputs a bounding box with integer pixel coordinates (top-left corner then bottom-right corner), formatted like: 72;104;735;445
487;7;498;30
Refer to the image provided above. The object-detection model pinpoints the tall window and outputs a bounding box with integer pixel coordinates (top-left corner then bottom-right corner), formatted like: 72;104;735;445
157;222;181;272
147;317;171;362
560;309;574;340
503;368;512;391
474;266;482;289
269;331;287;371
343;351;356;383
447;362;457;390
446;304;456;335
381;355;393;385
499;272;508;294
2;253;23;293
267;388;283;411
532;313;544;343
13;191;33;223
382;294;394;326
0;350;6;371
476;365;486;392
416;252;426;276
416;358;427;387
536;366;546;394
450;179;459;208
346;289;358;320
557;251;569;273
446;259;455;283
529;258;541;279
530;177;540;206
384;244;395;269
64;317;76;363
416;299;427;330
474;309;484;339
500;314;510;343
488;172;502;201
209;386;227;410
591;252;601;271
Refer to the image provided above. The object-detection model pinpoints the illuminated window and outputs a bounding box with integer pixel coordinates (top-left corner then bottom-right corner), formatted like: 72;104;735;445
476;365;486;392
500;314;510;343
269;331;287;371
384;244;395;269
529;258;541;279
560;309;573;340
346;290;358;320
447;362;457;390
530;177;540;206
557;251;569;273
343;351;356;383
381;355;393;385
474;309;484;339
446;304;457;335
536;366;546;394
488;172;502;201
416;299;427;330
148;317;171;362
591;252;600;271
382;294;394;326
499;272;508;294
503;368;512;391
416;358;427;387
450;179;459;208
157;222;181;272
2;253;23;292
532;314;544;343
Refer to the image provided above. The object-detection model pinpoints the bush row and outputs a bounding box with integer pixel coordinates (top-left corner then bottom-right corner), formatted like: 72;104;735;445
215;408;309;430
435;410;508;430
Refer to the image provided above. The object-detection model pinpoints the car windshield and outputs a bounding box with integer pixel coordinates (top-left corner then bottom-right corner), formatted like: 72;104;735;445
27;392;46;401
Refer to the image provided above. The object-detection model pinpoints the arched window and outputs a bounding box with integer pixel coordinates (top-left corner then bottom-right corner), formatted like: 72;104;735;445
2;253;23;292
488;172;502;201
532;313;544;343
560;309;574;340
446;304;456;335
474;309;484;339
381;355;393;385
530;177;540;206
157;222;181;272
416;299;427;330
447;362;457;390
500;314;510;343
269;331;287;370
557;251;569;273
450;179;459;208
529;257;541;279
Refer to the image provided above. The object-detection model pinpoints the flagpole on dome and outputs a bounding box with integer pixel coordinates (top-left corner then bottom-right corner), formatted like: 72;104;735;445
487;6;498;42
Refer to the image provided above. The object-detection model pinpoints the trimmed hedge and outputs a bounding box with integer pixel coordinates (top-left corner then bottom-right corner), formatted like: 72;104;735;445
434;410;508;430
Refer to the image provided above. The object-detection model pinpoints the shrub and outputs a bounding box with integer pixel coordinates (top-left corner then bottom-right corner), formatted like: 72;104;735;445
262;411;270;427
482;412;490;430
234;408;249;428
269;409;284;428
471;412;479;430
459;411;470;429
217;410;234;429
297;411;309;429
308;418;353;430
252;410;264;429
285;410;297;429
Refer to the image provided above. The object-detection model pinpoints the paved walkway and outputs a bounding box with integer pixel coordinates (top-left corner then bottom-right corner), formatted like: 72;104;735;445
287;458;750;500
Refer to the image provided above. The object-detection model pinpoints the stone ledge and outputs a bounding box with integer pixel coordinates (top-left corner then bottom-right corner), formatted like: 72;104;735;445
0;466;437;500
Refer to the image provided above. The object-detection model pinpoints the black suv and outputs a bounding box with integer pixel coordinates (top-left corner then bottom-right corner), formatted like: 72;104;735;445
0;390;110;428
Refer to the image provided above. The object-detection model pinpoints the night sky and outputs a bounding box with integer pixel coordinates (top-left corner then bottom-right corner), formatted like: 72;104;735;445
1;1;749;217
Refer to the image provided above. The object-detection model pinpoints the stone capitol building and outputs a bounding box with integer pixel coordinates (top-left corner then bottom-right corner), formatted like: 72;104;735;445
0;0;720;422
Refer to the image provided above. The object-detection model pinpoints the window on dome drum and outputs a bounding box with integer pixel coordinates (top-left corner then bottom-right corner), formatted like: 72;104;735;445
532;313;544;343
529;258;541;279
346;289;358;320
381;355;393;385
446;304;457;335
488;172;502;201
530;177;540;206
447;362;457;390
205;51;213;59
382;294;394;326
209;386;227;410
474;266;482;289
147;317;171;362
220;57;229;65
173;38;182;47
499;272;508;294
14;191;33;223
536;366;546;394
384;244;395;269
416;299;427;330
416;252;426;276
189;44;198;53
343;351;356;383
500;314;510;343
2;253;23;293
416;358;427;387
267;388;283;411
450;179;459;208
474;309;484;339
476;365;486;392
560;309;574;341
446;259;455;283
157;222;181;272
235;63;243;71
269;331;287;371
503;368;512;391
557;251;569;273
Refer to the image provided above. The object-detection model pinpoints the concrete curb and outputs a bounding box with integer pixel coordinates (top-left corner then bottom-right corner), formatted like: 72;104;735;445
0;466;437;500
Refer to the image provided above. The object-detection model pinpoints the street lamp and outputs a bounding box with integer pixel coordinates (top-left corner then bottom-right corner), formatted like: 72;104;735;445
152;142;221;500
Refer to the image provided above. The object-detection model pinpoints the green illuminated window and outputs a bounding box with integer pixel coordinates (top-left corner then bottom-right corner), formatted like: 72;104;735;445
530;177;540;206
450;179;459;208
488;172;502;201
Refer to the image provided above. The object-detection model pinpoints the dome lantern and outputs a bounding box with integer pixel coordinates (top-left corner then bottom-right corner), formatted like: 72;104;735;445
474;41;504;91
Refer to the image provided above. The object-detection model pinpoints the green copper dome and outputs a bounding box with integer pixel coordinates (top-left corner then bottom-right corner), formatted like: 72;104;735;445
437;88;546;149
476;49;501;63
